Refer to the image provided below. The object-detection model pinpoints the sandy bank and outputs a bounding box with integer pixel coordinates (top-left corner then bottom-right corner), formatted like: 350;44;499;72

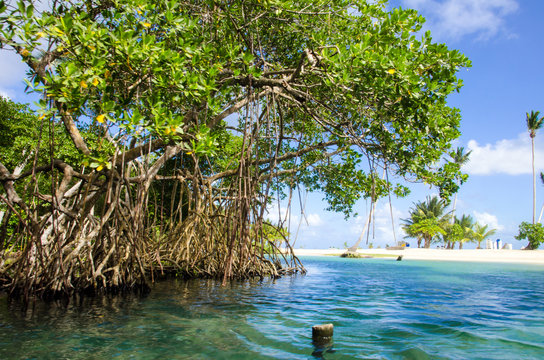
289;248;544;265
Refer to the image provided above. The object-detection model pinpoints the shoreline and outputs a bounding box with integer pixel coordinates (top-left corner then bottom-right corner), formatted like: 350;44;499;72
289;248;544;265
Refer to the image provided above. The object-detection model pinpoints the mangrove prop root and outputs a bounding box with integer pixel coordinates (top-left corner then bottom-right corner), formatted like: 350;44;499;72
0;153;304;301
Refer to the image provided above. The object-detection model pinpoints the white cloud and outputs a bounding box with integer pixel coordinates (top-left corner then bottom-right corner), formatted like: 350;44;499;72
473;211;504;231
306;213;323;227
464;133;544;175
0;88;15;100
266;203;326;229
402;0;518;41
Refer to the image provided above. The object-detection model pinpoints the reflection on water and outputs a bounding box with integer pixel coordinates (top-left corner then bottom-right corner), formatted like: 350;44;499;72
1;257;544;359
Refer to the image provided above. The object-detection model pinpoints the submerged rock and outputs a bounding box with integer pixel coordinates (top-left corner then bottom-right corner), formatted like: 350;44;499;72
340;252;371;258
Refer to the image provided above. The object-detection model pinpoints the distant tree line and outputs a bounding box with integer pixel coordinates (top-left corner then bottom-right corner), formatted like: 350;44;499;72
402;196;497;249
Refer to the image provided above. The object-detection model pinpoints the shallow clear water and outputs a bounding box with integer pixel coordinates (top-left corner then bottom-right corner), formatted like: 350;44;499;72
1;257;544;359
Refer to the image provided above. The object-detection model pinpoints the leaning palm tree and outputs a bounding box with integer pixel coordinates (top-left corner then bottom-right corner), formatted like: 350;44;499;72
450;147;471;224
473;223;497;249
526;110;544;224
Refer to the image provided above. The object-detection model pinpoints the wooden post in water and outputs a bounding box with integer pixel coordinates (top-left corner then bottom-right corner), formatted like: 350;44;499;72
312;323;334;345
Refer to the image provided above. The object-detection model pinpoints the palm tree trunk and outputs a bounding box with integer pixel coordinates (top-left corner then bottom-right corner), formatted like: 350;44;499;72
532;137;536;224
451;184;458;225
424;236;431;248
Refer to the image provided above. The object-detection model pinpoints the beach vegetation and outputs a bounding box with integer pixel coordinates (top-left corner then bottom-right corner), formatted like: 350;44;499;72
0;0;469;299
454;214;475;249
473;223;497;249
408;218;446;248
403;196;498;250
515;222;544;250
402;196;450;248
441;222;464;249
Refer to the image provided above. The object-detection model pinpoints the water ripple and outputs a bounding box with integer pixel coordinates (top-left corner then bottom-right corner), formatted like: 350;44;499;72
1;257;544;359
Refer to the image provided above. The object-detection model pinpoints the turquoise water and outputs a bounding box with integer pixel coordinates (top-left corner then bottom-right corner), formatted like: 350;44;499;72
1;257;544;359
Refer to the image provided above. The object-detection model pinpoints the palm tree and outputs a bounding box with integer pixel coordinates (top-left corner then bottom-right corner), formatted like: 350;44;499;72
473;223;497;249
408;218;445;247
402;214;423;248
526;110;544;224
450;147;471;225
416;196;451;248
456;214;475;249
441;222;463;249
402;196;450;248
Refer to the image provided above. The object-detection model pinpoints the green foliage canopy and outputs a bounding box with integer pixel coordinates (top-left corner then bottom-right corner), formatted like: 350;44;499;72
402;195;450;247
472;223;496;249
516;221;544;250
0;0;470;217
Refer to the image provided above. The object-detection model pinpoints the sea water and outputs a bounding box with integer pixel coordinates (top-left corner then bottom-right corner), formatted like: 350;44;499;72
1;256;544;359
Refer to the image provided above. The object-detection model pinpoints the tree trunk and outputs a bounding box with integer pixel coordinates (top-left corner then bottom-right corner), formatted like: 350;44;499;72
532;137;536;224
452;194;457;221
424;236;431;248
348;200;375;252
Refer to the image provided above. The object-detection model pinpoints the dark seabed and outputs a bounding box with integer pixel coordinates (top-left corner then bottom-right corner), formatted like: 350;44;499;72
1;256;544;359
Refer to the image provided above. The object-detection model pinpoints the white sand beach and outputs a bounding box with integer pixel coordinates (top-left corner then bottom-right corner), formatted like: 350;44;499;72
290;248;544;265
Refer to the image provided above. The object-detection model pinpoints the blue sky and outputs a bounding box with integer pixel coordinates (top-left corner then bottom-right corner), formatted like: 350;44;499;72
1;0;543;249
